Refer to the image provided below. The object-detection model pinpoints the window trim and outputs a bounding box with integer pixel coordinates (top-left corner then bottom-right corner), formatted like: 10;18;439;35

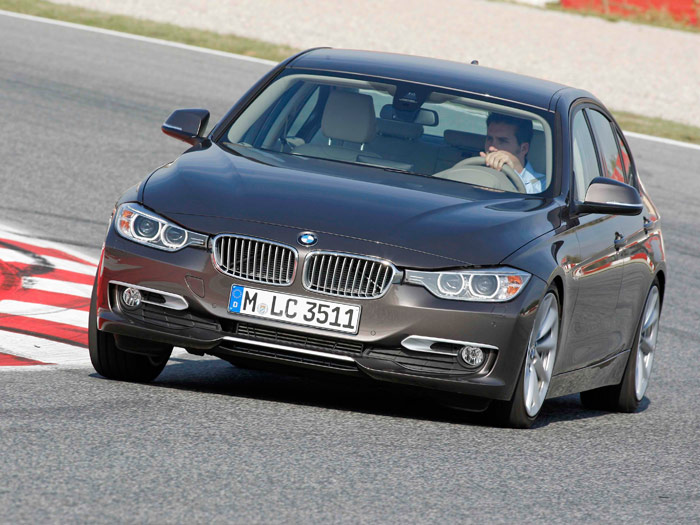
569;105;603;203
585;107;627;185
614;126;639;189
568;99;640;206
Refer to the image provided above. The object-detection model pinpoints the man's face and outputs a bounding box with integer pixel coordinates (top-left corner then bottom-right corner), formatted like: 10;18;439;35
485;122;529;165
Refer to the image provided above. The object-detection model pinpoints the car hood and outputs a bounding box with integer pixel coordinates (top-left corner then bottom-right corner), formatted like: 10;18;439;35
142;144;560;267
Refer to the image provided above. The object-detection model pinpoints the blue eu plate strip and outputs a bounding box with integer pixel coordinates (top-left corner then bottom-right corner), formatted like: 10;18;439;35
229;285;244;313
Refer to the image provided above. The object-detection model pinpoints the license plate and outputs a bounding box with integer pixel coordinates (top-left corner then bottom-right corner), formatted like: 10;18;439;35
228;285;361;334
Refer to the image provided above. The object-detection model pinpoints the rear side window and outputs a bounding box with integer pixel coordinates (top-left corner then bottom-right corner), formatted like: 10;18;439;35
587;109;627;184
615;131;634;185
571;111;601;200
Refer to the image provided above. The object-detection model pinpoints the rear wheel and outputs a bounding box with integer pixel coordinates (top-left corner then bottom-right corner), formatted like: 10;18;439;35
491;287;560;428
89;281;172;382
580;281;661;412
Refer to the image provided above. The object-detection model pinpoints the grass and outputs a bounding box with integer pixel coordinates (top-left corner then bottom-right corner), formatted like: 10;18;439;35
613;111;700;144
0;0;299;61
2;0;699;145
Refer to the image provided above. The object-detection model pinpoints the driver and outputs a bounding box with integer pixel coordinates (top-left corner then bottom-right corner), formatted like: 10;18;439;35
480;113;545;194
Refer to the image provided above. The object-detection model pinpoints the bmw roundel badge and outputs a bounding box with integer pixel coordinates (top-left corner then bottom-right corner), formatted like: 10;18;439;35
298;232;318;246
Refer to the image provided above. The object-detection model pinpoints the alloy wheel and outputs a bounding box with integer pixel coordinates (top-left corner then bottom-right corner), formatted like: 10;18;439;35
524;292;559;417
635;286;660;401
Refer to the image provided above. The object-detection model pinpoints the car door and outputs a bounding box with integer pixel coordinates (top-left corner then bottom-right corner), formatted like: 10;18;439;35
586;109;651;350
607;125;658;350
561;107;632;371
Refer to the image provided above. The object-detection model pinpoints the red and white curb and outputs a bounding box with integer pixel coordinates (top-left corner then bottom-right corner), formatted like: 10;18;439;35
0;225;192;370
0;226;97;369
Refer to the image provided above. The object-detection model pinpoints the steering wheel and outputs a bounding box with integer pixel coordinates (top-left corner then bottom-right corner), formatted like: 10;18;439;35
451;156;527;193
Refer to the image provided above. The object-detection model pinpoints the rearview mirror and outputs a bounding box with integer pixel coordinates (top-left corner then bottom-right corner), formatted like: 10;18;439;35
162;108;210;145
575;177;643;216
379;104;439;126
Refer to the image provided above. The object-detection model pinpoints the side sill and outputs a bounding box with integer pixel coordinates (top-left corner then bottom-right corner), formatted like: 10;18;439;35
547;349;630;399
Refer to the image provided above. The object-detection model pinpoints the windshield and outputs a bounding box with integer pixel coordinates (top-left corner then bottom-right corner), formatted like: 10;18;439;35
222;70;553;194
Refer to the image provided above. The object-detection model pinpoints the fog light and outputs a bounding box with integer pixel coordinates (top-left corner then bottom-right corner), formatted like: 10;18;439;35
121;287;142;309
459;345;485;368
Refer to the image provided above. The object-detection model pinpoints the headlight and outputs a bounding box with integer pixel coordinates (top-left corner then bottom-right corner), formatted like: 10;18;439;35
405;267;531;302
115;203;208;251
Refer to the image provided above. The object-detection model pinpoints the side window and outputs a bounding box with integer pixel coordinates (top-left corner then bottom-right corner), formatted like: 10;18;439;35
615;131;634;185
571;111;601;200
587;109;626;183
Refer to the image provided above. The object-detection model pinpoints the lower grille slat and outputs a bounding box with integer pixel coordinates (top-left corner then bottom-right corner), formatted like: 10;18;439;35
235;322;363;356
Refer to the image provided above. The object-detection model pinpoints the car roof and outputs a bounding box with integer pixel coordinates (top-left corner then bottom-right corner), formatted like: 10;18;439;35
289;48;589;112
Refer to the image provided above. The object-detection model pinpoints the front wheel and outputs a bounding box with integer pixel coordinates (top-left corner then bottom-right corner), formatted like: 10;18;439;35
580;281;661;412
88;282;172;382
491;287;560;428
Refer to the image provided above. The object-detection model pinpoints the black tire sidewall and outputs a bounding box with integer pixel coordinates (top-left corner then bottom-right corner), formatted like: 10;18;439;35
88;277;171;382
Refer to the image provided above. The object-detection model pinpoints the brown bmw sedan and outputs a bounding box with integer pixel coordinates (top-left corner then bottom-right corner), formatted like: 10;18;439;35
89;49;666;427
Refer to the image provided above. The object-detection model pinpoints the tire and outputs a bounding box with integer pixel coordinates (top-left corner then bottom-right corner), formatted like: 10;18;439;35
491;286;561;428
580;281;661;413
88;279;172;382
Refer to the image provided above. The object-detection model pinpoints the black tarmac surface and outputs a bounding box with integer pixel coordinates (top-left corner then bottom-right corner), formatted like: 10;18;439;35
1;12;699;523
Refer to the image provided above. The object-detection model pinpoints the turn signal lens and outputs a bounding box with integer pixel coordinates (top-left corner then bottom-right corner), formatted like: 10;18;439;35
118;209;135;235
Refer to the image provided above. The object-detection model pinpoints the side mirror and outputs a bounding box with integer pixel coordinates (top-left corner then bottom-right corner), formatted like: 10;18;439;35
575;177;643;216
162;109;210;145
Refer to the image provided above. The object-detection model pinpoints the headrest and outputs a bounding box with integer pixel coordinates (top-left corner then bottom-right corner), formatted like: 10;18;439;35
322;91;377;143
444;130;485;150
376;118;423;140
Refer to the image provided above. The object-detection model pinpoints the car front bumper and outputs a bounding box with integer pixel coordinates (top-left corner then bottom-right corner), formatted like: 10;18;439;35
94;228;546;403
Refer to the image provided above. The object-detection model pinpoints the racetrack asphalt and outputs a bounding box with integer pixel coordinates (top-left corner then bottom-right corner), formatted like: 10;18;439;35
1;13;700;524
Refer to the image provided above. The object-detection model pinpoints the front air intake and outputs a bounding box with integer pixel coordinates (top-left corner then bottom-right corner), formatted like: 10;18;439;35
213;235;297;286
303;252;397;299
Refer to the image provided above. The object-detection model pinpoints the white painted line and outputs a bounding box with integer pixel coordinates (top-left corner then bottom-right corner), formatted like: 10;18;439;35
0;9;276;66
0;364;77;372
0;227;100;265
0;300;89;329
0;339;196;371
0;247;96;276
0;331;91;368
622;130;700;152
22;276;93;298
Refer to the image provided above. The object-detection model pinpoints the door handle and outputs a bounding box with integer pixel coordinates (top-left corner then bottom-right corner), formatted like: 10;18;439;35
643;216;653;233
614;232;626;251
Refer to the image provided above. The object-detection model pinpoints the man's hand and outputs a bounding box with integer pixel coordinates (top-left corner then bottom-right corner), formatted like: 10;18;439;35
480;146;524;173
